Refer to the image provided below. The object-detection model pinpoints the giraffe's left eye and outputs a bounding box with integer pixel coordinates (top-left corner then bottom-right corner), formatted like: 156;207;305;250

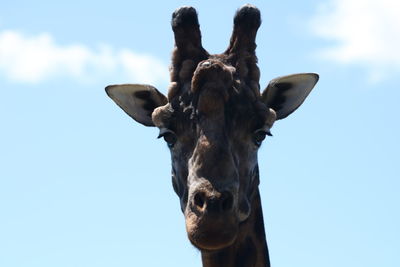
253;129;272;147
158;129;177;148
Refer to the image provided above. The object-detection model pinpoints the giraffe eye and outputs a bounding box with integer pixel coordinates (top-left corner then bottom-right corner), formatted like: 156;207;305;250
158;129;177;148
253;129;272;147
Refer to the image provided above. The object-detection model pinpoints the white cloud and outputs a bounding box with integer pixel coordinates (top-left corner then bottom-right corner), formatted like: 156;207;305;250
0;30;169;85
311;0;400;81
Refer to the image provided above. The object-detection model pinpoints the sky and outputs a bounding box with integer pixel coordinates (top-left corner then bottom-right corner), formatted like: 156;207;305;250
0;0;399;266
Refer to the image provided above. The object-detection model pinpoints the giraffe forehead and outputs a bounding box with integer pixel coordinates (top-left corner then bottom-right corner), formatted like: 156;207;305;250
153;58;266;130
191;59;235;93
190;59;235;117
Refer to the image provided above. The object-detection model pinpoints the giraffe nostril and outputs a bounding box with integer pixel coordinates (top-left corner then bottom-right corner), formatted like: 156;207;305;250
192;190;235;214
221;191;234;212
194;192;206;209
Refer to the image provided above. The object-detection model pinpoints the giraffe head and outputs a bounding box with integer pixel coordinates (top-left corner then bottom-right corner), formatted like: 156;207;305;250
106;5;318;251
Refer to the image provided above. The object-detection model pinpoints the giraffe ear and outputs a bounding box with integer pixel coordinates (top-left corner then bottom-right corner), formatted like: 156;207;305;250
106;84;168;127
261;73;319;120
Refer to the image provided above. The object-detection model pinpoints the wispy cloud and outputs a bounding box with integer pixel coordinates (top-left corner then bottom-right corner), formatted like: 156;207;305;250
0;30;169;85
310;0;400;81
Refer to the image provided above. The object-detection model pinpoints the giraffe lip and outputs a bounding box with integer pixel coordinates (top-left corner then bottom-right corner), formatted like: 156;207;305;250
185;212;238;250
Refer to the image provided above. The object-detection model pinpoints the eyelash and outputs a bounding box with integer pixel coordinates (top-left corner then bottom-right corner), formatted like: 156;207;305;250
158;128;271;148
253;129;272;147
158;129;177;148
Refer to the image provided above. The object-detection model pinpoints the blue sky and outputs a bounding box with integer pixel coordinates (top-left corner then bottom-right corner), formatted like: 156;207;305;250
0;1;399;266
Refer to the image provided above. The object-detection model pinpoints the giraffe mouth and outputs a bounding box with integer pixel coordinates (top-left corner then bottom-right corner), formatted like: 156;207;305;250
185;211;239;250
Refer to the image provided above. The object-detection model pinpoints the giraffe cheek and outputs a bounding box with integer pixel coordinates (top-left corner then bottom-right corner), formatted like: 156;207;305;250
238;198;251;222
172;178;188;213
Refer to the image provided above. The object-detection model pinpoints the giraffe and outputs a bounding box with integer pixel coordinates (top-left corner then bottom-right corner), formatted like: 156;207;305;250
106;5;318;267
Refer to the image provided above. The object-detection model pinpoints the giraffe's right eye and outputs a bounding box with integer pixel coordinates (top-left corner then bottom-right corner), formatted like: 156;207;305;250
253;128;272;147
158;129;177;148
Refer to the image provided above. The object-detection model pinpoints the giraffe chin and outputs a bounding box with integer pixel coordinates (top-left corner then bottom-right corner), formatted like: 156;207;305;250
185;212;238;251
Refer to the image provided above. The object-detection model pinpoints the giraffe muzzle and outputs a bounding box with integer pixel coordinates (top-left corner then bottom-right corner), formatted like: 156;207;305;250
184;185;239;250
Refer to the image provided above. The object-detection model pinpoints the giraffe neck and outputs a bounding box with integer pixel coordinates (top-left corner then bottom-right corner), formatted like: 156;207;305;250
201;189;270;267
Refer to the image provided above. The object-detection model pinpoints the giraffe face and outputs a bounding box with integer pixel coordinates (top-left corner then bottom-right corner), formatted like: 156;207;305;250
106;4;318;252
152;57;275;250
